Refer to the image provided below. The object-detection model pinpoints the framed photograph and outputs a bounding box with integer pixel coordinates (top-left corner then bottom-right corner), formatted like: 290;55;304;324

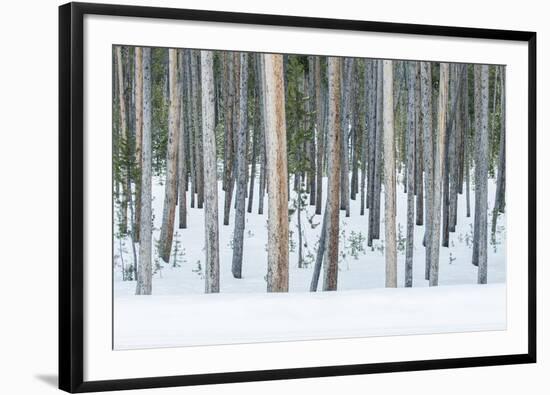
59;2;537;392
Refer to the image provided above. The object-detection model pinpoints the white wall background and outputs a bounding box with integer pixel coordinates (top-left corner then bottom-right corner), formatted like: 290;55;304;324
0;0;546;394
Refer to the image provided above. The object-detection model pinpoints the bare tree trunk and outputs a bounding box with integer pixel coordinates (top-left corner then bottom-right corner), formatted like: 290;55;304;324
159;49;181;263
476;65;490;284
373;61;384;240
177;50;187;229
134;47;143;242
315;57;324;215
307;56;317;207
264;54;289;292
405;61;416;287
414;63;424;226
115;46;128;234
493;67;506;218
247;92;258;214
231;53;249;279
223;53;235;225
340;58;351;217
310;210;328;292
191;51;204;209
136;47;153;295
429;62;449;286
256;54;267;215
383;60;397;288
421;62;433;281
201;50;220;293
472;65;482;267
360;60;372;216
323;57;342;291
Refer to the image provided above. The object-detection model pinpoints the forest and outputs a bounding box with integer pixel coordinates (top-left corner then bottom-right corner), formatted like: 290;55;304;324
112;46;506;296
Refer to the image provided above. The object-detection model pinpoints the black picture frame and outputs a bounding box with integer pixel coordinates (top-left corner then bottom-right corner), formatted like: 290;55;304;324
59;2;537;393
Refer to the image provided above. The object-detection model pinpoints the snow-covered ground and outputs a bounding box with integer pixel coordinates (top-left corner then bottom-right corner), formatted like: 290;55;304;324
113;171;506;349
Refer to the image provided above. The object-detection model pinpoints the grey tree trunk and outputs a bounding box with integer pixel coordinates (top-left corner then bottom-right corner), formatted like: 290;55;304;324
383;60;397;288
264;54;289;292
256;54;267;215
231;53;249;279
493;67;506;218
405;61;416;287
247;95;258;214
115;46;128;234
177;50;187;229
323;57;342;291
310;209;328;291
201;50;220;293
315;57;324;215
429;62;449;286
340;58;351;217
223;53;235;225
360;60;372;216
136;47;152;295
472;65;482;267
421;62;434;281
414;63;424;226
134;47;143;242
159;49;181;263
191;51;204;209
373;61;384;240
476;65;490;284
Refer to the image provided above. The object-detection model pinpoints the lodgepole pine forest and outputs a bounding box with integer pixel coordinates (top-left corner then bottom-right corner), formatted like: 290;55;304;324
113;47;506;296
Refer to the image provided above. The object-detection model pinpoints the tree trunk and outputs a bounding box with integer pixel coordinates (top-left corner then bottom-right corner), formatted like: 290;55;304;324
231;53;249;279
177;50;187;229
323;57;342;291
383;60;397;288
340;58;351;217
315;57;324;215
223;53;235;225
115;46;128;234
256;54;267;215
429;62;449;286
191;51;204;209
421;62;434;281
414;63;424;226
405;61;416;287
360;60;372;216
134;47;143;242
159;49;181;263
493;67;506;218
476;65;490;284
264;54;289;292
136;47;153;295
472;65;482;267
201;50;220;293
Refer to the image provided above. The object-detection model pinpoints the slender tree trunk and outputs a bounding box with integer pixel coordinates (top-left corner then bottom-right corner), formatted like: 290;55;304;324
177;50;187;229
429;62;449;286
310;209;328;291
256;54;267;215
476;65;490;284
247;94;258;214
159;49;181;263
340;58;351;217
136;47;152;295
223;53;235;225
264;54;289;292
134;47;143;242
308;56;317;207
201;50;220;293
493;67;506;218
405;61;416;287
231;53;249;279
373;61;384;241
360;60;372;216
315;57;324;215
323;57;342;291
383;60;397;288
191;51;204;209
115;46;128;234
421;62;434;281
414;63;424;226
472;65;482;267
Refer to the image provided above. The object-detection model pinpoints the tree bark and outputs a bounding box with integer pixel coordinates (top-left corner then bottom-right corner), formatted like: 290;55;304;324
201;50;220;293
177;50;187;229
421;62;434;281
159;49;181;263
136;47;153;295
264;54;289;292
223;53;235;225
323;57;342;291
405;61;416;287
315;57;324;215
134;47;143;242
231;53;249;279
383;60;397;288
429;62;449;286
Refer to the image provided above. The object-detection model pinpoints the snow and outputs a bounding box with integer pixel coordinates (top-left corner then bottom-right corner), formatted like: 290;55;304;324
113;170;506;349
114;284;506;349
